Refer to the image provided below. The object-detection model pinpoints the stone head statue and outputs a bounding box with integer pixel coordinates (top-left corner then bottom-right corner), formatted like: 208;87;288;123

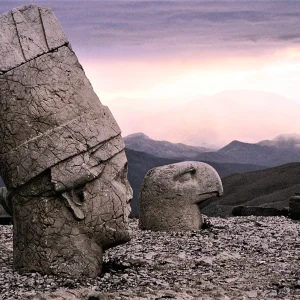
0;5;132;277
139;161;223;231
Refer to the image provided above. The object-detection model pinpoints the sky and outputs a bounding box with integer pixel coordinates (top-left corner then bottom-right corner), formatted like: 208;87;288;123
1;1;300;147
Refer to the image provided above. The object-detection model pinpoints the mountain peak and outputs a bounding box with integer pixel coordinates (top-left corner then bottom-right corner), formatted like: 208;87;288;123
124;132;150;140
124;132;211;159
218;140;252;153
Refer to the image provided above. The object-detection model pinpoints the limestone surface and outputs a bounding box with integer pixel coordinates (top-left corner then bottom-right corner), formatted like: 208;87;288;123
139;161;223;231
0;5;132;277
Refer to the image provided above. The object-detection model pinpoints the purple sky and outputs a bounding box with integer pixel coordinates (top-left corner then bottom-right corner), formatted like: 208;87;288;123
1;1;300;59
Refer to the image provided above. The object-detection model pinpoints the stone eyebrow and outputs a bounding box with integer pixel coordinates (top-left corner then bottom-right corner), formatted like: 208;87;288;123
173;166;196;180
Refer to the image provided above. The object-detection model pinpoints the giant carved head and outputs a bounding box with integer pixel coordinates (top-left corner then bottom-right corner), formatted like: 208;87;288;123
139;161;223;231
0;5;132;277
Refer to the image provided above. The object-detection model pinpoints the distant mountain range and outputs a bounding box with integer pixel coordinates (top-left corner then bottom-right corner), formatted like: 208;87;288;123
125;132;300;167
202;162;300;217
125;132;300;216
124;132;213;159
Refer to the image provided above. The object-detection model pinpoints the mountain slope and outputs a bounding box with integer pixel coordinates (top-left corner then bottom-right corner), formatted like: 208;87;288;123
194;139;300;167
217;140;300;166
125;132;300;167
202;162;300;217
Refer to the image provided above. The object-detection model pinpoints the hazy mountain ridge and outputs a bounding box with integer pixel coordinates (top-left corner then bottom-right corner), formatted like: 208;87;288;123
212;140;300;166
124;132;212;159
125;132;300;167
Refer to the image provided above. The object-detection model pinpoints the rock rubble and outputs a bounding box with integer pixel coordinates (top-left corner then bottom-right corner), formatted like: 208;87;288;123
0;216;300;299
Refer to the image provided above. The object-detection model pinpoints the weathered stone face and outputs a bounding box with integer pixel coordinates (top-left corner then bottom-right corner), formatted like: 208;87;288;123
139;161;223;231
0;5;132;277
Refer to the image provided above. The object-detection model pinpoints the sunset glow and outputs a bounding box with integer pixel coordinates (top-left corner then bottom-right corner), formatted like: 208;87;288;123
82;46;300;105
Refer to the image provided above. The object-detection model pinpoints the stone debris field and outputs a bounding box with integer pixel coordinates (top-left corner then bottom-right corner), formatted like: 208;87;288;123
0;216;300;300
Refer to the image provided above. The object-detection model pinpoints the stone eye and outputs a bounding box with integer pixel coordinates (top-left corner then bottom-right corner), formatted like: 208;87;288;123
178;172;192;182
190;168;196;175
174;167;196;182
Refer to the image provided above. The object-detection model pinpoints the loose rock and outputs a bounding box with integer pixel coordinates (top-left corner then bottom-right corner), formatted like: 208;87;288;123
0;216;299;299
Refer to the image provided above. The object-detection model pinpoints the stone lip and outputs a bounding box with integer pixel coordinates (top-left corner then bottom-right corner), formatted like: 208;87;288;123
1;216;300;299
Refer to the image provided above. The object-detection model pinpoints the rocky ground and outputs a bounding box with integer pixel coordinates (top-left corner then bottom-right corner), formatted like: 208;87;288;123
0;216;300;300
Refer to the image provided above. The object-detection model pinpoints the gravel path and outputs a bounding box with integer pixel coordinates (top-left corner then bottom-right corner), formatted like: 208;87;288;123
1;216;300;299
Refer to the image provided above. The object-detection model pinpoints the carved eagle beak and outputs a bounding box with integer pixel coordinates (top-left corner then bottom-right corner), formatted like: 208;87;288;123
196;185;223;210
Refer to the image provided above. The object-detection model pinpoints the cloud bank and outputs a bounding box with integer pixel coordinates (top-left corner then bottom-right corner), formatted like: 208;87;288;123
1;1;300;58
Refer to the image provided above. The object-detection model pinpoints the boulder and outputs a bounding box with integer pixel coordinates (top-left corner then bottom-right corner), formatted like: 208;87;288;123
232;206;289;217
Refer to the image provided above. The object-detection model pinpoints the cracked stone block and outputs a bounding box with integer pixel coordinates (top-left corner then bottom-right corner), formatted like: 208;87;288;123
289;194;300;220
139;161;223;231
0;5;132;278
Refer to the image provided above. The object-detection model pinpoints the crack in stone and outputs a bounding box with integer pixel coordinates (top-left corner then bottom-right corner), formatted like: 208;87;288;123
11;10;26;61
0;42;69;74
38;7;50;51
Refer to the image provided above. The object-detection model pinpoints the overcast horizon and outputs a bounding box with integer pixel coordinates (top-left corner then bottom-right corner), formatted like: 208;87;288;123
1;1;300;147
